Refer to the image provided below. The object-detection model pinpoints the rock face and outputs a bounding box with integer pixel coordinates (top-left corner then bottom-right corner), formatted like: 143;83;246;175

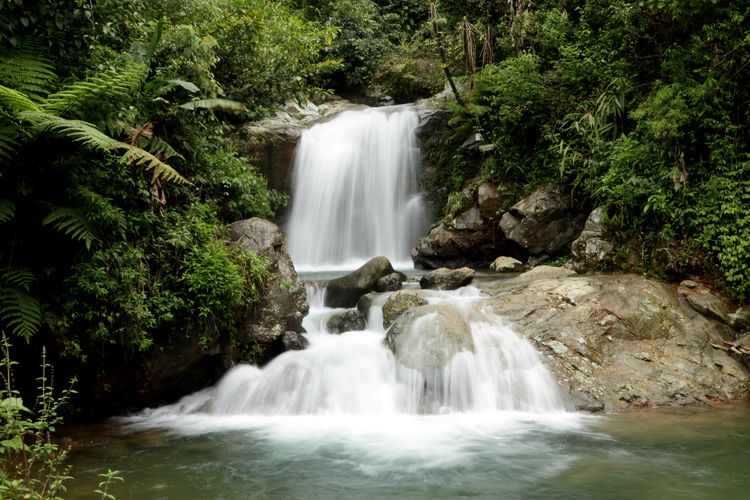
484;267;749;411
490;256;524;273
411;181;523;269
230;218;309;343
385;303;474;370
382;291;428;329
420;267;475;290
499;186;587;257
324;256;395;308
678;281;736;326
570;207;615;273
375;272;404;292
326;310;367;333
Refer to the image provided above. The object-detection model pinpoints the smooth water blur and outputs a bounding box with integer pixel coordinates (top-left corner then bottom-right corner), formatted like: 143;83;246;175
286;106;427;271
65;405;750;499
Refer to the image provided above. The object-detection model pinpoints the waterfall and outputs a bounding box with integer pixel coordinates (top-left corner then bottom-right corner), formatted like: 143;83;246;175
286;106;427;271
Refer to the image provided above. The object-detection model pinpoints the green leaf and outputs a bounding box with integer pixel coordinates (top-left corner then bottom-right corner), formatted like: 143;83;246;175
179;98;246;113
43;207;99;250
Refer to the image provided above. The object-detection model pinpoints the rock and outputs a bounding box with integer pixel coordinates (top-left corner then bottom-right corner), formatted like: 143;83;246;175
386;303;474;369
678;282;735;326
486;272;748;412
382;291;428;328
375;272;404;292
499;186;587;255
420;267;475;290
729;307;750;331
570;207;615;273
282;331;309;351
326;310;367;334
324;256;395;308
490;256;524;273
477;182;501;218
230;218;309;343
356;292;380;318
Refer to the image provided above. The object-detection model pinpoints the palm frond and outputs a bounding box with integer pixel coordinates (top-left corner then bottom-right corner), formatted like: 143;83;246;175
180;98;247;113
0;84;42;113
0;38;56;100
42;207;99;250
0;198;15;224
0;287;42;342
42;61;147;116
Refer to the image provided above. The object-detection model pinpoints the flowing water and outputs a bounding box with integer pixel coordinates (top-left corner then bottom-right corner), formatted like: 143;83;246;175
286;106;427;271
64;106;750;498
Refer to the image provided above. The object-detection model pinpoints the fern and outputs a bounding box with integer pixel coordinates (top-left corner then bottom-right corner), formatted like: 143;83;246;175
43;207;99;250
0;124;19;161
117;143;189;184
0;84;42;113
0;269;42;341
137;135;184;161
42;61;147;116
180;98;247;113
0;198;15;224
0;39;56;100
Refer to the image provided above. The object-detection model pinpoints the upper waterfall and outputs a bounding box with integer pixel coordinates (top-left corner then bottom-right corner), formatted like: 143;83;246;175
287;106;427;271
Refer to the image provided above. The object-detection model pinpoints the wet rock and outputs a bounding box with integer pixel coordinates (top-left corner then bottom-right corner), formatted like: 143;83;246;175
375;272;404;292
420;267;475;290
499;186;587;256
326;310;367;334
356;292;380;318
386;303;474;369
325;256;395;308
477;182;501;219
231;218;309;343
382;291;428;329
490;256;524;273
570;207;615;273
282;331;309;351
486;272;749;412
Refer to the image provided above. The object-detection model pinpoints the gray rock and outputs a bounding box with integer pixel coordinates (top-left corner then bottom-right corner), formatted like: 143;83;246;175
324;256;396;308
486;272;748;412
282;331;309;351
729;307;750;331
477;182;501;219
382;291;428;328
356;292;380;318
570;207;615;273
499;186;587;255
678;282;735;326
375;272;404;292
490;256;524;273
386;303;474;369
230;218;309;344
326;310;367;334
420;267;475;290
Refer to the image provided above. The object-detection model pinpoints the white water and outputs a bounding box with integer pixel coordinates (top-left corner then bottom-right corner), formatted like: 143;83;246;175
286;107;427;271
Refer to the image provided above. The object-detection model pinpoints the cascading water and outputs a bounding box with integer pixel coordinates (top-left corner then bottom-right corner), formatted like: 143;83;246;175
286;106;427;271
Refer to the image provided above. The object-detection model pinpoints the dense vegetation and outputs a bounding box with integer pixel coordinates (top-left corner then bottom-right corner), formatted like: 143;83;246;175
1;0;749;495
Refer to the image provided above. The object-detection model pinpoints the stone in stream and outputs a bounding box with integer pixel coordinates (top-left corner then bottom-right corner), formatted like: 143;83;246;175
282;331;309;351
419;267;475;290
324;256;396;308
490;256;524;273
326;310;367;334
385;303;474;369
375;272;405;292
382;291;428;329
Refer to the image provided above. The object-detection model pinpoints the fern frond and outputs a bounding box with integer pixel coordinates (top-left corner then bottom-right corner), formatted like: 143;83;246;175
0;268;35;291
180;98;246;113
19;111;113;151
116;143;189;184
42;207;99;250
0;84;42;113
137;135;184;161
0;198;15;224
42;61;147;116
0;287;42;342
0;39;56;100
0;124;19;161
18;111;189;184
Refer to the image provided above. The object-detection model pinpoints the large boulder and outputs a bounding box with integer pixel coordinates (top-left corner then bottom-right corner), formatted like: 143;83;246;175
411;181;524;269
678;280;736;326
230;218;309;343
499;186;587;256
324;256;395;308
420;267;475;290
385;303;474;369
375;272;405;292
382;291;428;328
484;270;749;411
326;310;367;334
570;207;615;273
